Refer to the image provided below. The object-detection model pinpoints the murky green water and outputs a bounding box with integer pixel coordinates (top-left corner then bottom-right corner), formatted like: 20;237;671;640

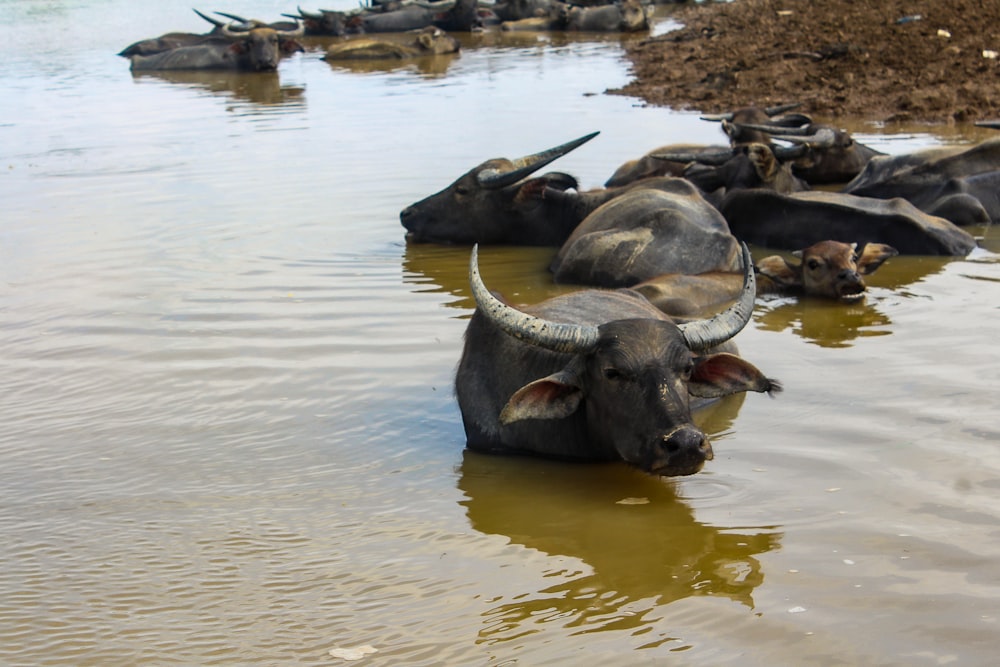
1;1;999;664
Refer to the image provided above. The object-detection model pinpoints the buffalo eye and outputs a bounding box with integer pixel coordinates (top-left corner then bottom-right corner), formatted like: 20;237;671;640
806;258;821;271
455;184;470;196
603;367;623;381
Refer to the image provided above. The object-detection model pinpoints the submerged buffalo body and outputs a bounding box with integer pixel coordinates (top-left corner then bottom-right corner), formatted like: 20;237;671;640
550;178;741;287
561;0;650;31
456;245;779;476
118;8;229;57
323;27;460;59
842;138;1000;225
720;190;977;256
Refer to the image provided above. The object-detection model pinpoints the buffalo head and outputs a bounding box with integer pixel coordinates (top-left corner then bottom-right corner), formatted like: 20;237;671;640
456;244;780;476
727;121;885;184
292;7;351;35
399;132;598;245
700;103;809;145
756;240;898;300
221;23;304;71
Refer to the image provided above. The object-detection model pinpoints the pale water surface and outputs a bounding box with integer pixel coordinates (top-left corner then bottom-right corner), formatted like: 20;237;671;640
1;1;999;665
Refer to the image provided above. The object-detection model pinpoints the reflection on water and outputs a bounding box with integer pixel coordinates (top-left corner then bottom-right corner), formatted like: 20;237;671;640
324;52;461;77
401;243;570;311
749;247;954;347
132;69;306;107
755;297;892;347
458;451;781;643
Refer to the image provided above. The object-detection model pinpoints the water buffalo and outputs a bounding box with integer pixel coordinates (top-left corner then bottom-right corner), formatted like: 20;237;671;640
129;24;305;71
456;244;779;476
634;240;899;317
323;27;460;59
559;0;650;32
500;0;648;31
719;190;978;256
841;137;1000;224
550;177;741;287
400;133;720;245
602;105;826;190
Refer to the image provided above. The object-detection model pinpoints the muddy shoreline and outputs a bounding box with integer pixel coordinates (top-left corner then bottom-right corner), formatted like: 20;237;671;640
614;0;1000;123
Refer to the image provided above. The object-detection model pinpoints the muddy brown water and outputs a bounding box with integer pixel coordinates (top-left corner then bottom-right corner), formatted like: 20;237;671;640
1;1;999;665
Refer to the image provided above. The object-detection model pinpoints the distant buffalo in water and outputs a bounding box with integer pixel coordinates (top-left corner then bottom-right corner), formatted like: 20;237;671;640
128;24;304;72
323;27;460;60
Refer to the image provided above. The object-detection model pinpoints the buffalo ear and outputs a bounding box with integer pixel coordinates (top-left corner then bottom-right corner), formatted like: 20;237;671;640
514;172;578;204
228;41;247;55
756;254;801;289
688;353;782;398
856;242;898;275
499;370;583;424
280;38;304;54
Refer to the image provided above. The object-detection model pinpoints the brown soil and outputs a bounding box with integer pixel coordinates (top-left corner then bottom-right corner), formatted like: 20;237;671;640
614;0;1000;123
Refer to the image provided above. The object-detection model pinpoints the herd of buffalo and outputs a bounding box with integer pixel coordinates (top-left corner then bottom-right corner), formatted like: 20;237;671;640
402;104;997;477
117;1;662;70
120;7;998;478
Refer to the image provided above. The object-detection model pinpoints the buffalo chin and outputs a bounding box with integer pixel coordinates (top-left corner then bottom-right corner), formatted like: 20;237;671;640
647;459;707;477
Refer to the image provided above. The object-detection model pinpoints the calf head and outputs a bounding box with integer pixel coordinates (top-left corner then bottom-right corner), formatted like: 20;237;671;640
415;27;460;55
756;240;898;300
471;245;780;476
399;132;597;244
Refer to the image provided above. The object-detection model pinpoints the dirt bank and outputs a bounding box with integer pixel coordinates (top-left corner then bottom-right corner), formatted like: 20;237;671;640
614;0;1000;122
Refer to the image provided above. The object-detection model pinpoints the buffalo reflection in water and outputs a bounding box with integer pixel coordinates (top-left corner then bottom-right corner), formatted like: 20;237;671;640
753;253;953;347
131;69;305;107
457;395;780;642
321;38;460;78
754;296;893;348
401;243;567;311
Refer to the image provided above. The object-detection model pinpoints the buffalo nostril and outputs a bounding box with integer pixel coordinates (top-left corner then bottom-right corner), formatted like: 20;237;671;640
662;427;712;461
700;438;714;461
